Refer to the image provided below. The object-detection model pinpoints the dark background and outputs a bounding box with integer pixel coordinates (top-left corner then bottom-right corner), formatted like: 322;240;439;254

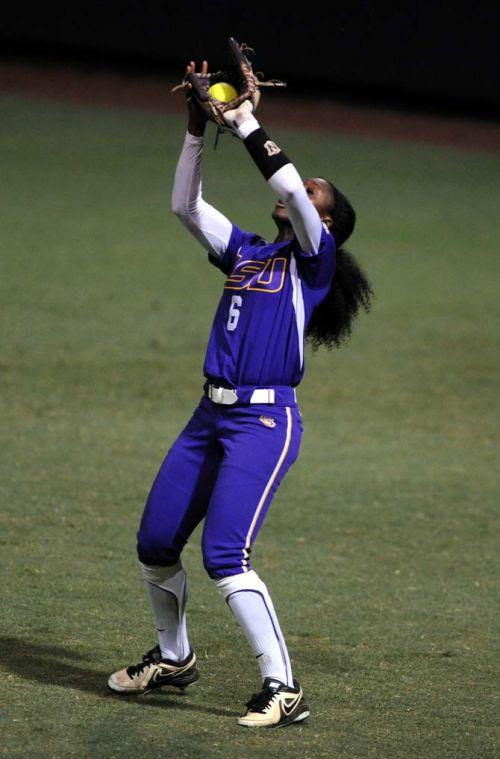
1;1;499;116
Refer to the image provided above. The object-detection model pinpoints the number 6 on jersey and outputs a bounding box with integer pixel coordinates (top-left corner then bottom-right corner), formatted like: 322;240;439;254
227;295;242;331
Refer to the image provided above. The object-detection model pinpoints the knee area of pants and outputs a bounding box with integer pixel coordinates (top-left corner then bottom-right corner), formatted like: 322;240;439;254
136;532;180;567
202;554;250;580
201;535;250;579
203;551;242;580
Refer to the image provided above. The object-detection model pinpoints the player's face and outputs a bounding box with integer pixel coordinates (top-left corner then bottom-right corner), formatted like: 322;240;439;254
272;178;334;228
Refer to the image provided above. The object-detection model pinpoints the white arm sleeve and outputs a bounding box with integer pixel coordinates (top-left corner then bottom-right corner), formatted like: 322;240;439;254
267;163;322;255
236;116;323;255
171;131;233;257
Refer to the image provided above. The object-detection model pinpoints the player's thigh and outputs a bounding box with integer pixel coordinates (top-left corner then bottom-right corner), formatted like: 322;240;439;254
201;404;303;577
138;398;222;563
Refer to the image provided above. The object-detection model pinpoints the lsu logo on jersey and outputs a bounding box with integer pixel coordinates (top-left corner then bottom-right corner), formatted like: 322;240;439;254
259;415;276;428
225;255;287;294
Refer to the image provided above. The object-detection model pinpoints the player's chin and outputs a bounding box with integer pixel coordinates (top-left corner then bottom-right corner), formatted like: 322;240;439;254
272;205;288;221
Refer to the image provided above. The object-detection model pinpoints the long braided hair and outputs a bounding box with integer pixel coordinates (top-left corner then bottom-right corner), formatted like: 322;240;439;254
305;179;373;350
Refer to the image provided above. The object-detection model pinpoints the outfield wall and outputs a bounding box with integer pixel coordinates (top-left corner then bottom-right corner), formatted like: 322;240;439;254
1;2;499;111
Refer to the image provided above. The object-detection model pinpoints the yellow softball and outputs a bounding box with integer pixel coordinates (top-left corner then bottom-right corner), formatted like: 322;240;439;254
208;82;238;103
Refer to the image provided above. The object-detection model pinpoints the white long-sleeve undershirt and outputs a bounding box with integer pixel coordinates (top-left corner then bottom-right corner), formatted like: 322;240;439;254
268;163;323;254
171;132;233;257
171;123;323;256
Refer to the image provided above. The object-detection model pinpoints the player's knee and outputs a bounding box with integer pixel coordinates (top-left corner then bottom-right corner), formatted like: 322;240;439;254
201;537;247;580
136;527;180;566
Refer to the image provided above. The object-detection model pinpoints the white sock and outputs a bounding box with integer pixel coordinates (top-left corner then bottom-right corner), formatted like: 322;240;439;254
216;570;293;687
140;560;190;662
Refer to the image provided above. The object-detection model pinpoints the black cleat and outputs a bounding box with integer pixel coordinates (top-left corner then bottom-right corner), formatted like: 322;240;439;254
107;645;198;695
238;677;310;727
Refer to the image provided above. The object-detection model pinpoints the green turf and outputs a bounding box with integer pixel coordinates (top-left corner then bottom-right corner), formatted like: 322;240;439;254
1;94;498;758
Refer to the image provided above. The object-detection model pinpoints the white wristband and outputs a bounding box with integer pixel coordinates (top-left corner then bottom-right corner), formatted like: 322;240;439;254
185;130;204;144
235;115;260;140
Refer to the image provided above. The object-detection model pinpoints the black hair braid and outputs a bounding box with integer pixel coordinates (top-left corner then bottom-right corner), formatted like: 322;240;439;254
305;179;374;350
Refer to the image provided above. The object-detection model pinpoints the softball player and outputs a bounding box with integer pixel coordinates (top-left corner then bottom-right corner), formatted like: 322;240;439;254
108;61;372;728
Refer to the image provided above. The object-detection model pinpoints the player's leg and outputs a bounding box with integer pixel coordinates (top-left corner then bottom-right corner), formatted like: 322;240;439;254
138;396;223;656
201;403;308;725
137;396;223;568
217;571;309;727
140;559;189;664
108;397;222;695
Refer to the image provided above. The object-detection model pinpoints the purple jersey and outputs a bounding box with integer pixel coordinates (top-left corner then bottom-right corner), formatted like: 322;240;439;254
203;222;336;388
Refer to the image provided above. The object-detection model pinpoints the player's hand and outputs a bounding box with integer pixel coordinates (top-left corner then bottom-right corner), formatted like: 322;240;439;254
185;60;209;136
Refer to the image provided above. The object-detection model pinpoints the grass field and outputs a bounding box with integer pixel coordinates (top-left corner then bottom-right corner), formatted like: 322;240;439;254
1;93;499;758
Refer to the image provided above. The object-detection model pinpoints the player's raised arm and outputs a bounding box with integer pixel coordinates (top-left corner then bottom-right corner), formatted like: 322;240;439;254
222;103;324;256
171;61;233;258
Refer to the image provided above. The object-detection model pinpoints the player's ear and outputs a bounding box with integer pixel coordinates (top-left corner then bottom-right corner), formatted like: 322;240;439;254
322;215;333;230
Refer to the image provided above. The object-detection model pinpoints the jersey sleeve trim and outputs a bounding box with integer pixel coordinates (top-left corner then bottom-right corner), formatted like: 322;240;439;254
207;223;263;275
294;222;336;259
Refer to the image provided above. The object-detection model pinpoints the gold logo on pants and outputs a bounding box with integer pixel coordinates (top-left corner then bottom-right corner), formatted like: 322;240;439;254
259;415;276;428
